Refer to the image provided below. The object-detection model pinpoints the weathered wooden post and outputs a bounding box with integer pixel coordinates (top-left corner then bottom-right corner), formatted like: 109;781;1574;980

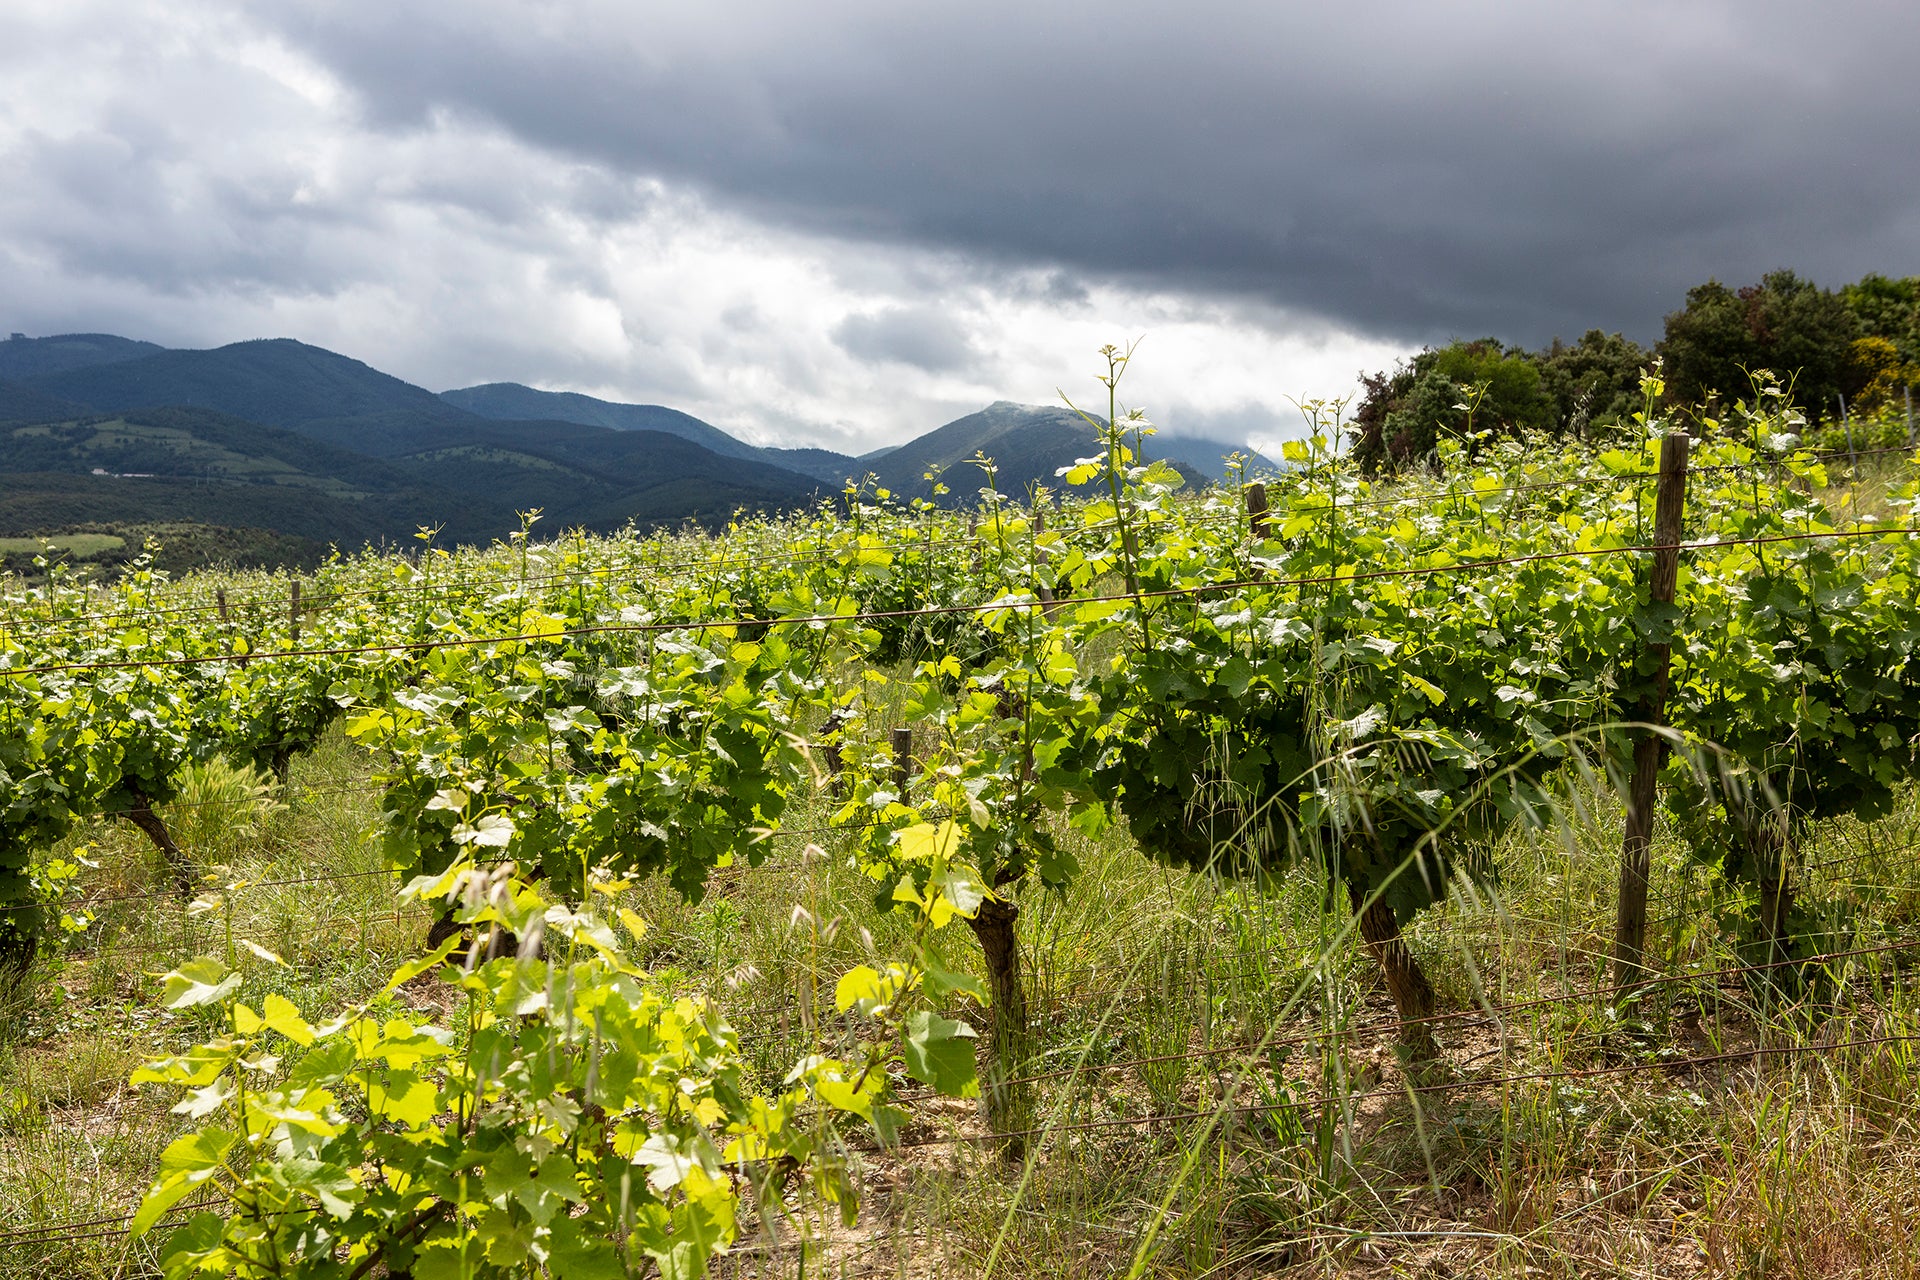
1032;509;1062;619
891;727;913;800
821;707;849;797
1246;481;1270;540
1613;427;1690;988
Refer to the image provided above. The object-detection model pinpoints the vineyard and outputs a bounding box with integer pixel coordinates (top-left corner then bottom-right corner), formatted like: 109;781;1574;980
4;371;1920;1278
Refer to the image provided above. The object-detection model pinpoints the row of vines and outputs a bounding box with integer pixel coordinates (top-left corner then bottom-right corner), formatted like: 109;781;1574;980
3;370;1918;1276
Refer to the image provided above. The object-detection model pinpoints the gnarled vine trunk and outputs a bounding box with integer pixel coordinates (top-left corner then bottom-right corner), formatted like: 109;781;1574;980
0;926;37;974
1347;882;1440;1062
423;902;533;964
123;787;195;898
967;894;1033;1158
1744;815;1798;990
1757;872;1795;967
425;908;464;952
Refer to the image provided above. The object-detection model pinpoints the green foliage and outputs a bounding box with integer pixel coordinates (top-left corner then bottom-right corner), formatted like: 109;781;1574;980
1660;393;1920;955
1657;270;1862;420
1073;423;1633;922
1842;335;1920;420
7;368;1920;1272
129;860;981;1279
1840;273;1920;367
1537;329;1651;437
1351;339;1556;473
0;382;1916;1154
166;759;283;861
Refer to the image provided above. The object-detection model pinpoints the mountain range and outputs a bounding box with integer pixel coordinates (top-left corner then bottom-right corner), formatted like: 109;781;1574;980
0;331;1273;566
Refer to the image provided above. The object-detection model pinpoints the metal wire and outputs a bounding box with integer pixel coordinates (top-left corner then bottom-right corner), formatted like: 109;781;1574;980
5;521;1915;681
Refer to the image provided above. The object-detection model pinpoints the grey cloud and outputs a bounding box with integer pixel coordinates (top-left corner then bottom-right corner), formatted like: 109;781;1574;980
832;306;977;373
1003;269;1093;309
252;0;1920;348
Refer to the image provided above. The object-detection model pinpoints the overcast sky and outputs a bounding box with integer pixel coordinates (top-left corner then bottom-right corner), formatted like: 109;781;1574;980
4;2;1916;453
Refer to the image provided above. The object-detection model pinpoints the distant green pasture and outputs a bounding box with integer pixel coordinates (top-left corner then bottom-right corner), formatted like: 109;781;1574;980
0;533;125;558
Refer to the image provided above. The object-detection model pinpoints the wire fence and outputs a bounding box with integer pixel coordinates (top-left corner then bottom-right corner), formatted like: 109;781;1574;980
0;522;1045;640
2;811;899;926
0;1195;222;1247
0;504;1203;644
4;521;1916;681
730;931;1920;1096
4;439;1909;645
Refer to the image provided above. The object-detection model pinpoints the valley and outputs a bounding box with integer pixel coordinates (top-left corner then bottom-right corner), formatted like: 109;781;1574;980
0;332;1269;576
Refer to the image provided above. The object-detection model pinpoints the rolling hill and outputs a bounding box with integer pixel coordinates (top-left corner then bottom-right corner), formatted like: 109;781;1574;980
26;338;469;440
441;383;752;456
860;401;1264;505
1;332;1272;567
0;404;820;546
1;406;412;495
441;382;860;484
1151;434;1282;480
865;402;1101;504
0;406;518;545
0;332;167;381
11;341;828;533
0;379;91;425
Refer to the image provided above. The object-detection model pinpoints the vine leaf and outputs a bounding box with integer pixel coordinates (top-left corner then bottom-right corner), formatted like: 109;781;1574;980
921;949;988;1004
901;1010;979;1096
160;958;240;1010
131;1129;235;1235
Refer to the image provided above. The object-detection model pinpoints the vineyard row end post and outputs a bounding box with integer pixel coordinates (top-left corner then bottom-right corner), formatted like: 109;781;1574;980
1245;481;1270;541
1613;427;1691;990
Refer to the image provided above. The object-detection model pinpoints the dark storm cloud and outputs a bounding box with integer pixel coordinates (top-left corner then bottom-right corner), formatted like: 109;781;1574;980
253;1;1920;348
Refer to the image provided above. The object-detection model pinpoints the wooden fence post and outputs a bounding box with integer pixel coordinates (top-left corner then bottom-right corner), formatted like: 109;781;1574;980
822;707;849;797
1840;393;1856;470
1613;428;1690;989
289;579;302;647
1246;482;1270;541
1032;509;1062;619
891;727;913;800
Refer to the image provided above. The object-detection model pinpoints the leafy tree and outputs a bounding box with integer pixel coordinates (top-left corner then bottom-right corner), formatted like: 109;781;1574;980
1657;270;1861;420
1348;364;1414;474
1537;329;1650;438
1379;368;1469;465
1840;273;1920;365
1846;336;1920;416
1350;339;1555;473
